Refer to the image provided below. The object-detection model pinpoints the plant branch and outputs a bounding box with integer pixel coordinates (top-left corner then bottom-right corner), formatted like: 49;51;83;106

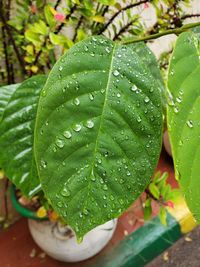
181;13;200;20
0;1;26;76
54;4;77;34
34;4;77;67
113;19;137;41
97;0;152;35
55;0;62;9
72;15;83;42
1;26;12;84
122;21;200;45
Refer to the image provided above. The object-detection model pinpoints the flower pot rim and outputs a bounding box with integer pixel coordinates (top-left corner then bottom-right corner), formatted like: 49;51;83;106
9;184;48;221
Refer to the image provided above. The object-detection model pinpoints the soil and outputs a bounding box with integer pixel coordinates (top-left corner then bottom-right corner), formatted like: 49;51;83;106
147;226;200;267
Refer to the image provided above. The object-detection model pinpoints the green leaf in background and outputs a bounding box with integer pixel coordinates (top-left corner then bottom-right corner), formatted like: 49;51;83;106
0;84;20;122
35;36;163;239
97;0;116;5
167;29;200;221
0;75;46;197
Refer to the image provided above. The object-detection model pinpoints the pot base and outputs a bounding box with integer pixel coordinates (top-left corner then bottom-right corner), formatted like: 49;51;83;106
28;218;117;262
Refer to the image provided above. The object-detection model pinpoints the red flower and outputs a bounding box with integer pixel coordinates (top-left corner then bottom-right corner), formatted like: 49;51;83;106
30;5;37;14
164;200;174;208
54;13;65;22
144;3;149;9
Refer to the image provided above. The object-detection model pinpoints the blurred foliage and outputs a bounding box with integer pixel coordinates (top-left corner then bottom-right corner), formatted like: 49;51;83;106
0;0;197;84
144;171;180;225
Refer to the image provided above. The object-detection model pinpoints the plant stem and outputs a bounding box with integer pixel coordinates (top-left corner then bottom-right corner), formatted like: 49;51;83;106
98;0;151;35
113;18;138;41
72;15;83;42
122;21;200;44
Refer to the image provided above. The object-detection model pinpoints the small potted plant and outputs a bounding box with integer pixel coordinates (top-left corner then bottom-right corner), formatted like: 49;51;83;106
1;24;200;262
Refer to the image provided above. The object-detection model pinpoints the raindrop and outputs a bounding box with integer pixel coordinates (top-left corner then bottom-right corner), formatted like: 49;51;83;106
61;187;71;197
103;184;108;191
63;130;72;139
91;176;96;182
73;124;82;132
103;195;107;200
89;93;94;101
74;98;80;106
144;96;150;103
187;120;193;128
104;151;108;157
55;138;64;148
173;106;179;113
100;178;104;184
119;199;124;205
98;158;102;164
137;116;142;123
41;90;46;97
117;93;121;98
131;85;137;92
84;45;88;51
57;202;63;208
110;195;114;201
40;159;47;169
90;52;95;57
176;96;182;103
113;70;120;76
59;66;63;71
105;47;111;53
83;208;89;215
127;171;131;176
85;120;94;129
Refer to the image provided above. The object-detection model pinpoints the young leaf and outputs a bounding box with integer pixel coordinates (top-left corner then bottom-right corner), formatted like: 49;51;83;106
167;29;200;222
149;183;160;199
34;36;163;239
0;75;46;197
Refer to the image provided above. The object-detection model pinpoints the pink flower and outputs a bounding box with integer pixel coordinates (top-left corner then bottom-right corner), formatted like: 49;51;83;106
164;200;174;209
144;3;149;9
30;5;37;14
54;13;65;22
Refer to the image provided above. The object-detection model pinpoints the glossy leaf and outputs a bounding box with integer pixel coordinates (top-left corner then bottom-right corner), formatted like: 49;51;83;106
167;30;200;221
0;84;20;122
0;75;46;197
130;42;166;107
35;36;163;239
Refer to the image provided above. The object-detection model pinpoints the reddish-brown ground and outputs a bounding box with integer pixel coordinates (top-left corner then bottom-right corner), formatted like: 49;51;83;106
0;148;176;267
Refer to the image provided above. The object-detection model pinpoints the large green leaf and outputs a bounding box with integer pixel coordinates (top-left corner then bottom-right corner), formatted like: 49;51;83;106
35;36;163;239
0;75;46;197
167;30;200;221
130;42;166;107
0;84;20;122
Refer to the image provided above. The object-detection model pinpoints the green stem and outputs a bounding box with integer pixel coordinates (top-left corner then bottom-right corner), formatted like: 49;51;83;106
122;21;200;45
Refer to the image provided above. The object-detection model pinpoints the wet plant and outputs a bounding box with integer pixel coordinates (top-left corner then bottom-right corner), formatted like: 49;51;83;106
0;2;200;241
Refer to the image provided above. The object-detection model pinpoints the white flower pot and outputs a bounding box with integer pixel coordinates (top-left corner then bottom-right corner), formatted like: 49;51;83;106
28;218;117;262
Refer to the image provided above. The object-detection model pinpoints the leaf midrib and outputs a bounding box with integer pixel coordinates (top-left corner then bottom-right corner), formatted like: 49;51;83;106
81;43;118;211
